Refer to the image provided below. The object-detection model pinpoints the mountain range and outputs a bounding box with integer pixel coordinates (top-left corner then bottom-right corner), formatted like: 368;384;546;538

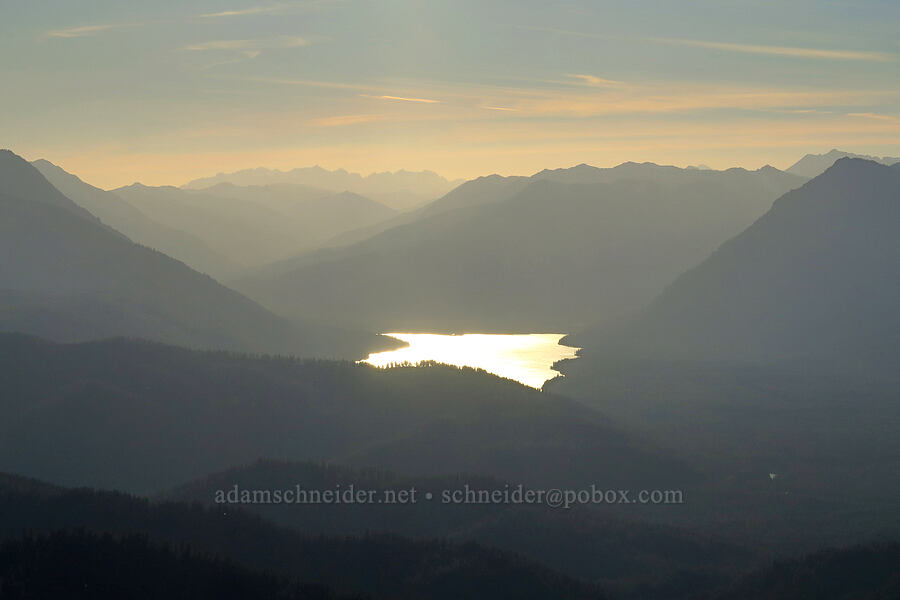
549;159;900;553
1;144;898;599
32;159;237;279
183;165;463;211
113;181;396;268
235;162;806;331
571;158;900;365
786;149;900;178
0;150;385;358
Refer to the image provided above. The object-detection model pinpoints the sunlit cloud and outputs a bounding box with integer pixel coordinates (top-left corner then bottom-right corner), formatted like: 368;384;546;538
847;112;898;121
185;36;310;51
361;95;441;104
194;58;255;70
766;108;834;115
201;88;264;96
186;40;254;51
42;23;132;39
310;114;385;127
498;86;900;118
650;37;896;62
200;5;285;18
567;74;624;87
216;73;899;120
518;25;895;62
198;1;340;18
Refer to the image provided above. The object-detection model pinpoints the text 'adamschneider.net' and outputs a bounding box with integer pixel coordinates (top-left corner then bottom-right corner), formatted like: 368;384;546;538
215;484;684;510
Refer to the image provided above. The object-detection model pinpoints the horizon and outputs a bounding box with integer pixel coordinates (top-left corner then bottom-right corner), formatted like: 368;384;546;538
3;0;899;188
16;146;895;190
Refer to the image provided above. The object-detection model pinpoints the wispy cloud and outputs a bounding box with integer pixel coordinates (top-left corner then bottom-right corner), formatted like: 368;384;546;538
185;36;309;51
186;40;255;51
310;114;385;127
42;23;132;39
360;94;440;104
198;1;339;18
209;74;900;125
769;108;833;114
515;87;900;118
567;74;624;88
200;5;284;18
518;25;895;63
847;112;898;121
650;37;895;62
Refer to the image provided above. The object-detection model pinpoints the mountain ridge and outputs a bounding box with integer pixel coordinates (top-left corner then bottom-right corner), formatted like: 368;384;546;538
183;165;463;211
570;157;900;365
31;159;237;278
787;148;900;178
0;150;386;359
235;162;806;331
114;180;396;268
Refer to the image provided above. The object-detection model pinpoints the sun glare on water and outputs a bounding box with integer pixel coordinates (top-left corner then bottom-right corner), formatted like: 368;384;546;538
361;333;580;389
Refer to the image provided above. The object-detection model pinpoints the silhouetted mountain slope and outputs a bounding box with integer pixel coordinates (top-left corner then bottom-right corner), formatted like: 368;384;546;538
0;476;607;600
706;542;900;600
0;150;384;358
576;158;900;364
167;460;754;593
0;531;352;600
417;173;532;216
787;148;900;178
421;162;804;217
551;163;900;552
113;183;299;267
204;182;396;250
237;163;804;331
0;472;60;496
334;162;800;249
2;473;892;600
32;159;237;278
300;173;533;252
0;334;692;493
551;356;900;550
0;150;100;222
114;182;395;268
184;165;462;211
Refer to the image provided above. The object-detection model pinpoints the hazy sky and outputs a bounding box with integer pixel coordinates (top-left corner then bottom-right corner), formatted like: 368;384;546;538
2;0;899;187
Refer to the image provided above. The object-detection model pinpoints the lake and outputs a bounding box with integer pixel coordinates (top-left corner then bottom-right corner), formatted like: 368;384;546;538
361;333;580;389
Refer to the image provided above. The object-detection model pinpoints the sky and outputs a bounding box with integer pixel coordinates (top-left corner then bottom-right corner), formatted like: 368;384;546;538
2;0;899;188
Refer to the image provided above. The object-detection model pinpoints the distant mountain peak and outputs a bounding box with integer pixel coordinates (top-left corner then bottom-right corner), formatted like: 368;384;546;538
807;156;889;182
182;164;459;211
597;157;900;363
787;149;900;178
30;158;56;169
0;151;98;221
